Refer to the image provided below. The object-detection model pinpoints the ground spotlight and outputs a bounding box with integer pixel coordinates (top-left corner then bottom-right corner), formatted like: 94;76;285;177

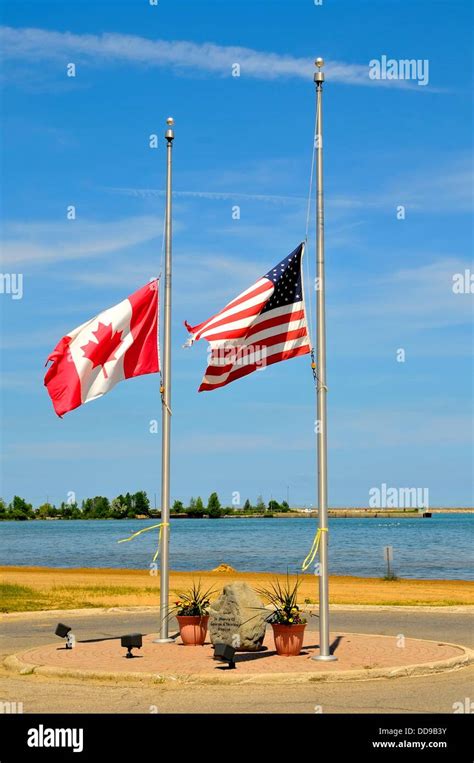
121;633;143;658
55;623;75;649
213;643;236;669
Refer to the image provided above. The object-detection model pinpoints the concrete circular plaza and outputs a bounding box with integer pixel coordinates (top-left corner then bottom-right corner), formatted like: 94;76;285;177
5;629;472;685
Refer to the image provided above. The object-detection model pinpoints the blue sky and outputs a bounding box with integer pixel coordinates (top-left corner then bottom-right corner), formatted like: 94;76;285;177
1;0;472;508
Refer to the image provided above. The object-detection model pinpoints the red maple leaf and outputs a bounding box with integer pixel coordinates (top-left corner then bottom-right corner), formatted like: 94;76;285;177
81;322;123;379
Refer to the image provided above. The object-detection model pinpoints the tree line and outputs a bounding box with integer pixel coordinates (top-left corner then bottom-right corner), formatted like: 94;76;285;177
0;492;292;520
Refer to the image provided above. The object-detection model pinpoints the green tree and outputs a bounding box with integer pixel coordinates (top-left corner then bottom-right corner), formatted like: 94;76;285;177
268;499;281;512
8;496;34;519
256;495;266;513
37;502;57;518
187;496;205;517
172;500;184;513
0;498;7;519
122;493;136;518
97;496;111;518
110;497;127;519
243;498;252;512
133;491;150;516
83;496;110;518
113;494;132;517
281;500;290;512
82;498;94;516
59;501;80;519
207;492;222;518
8;509;28;520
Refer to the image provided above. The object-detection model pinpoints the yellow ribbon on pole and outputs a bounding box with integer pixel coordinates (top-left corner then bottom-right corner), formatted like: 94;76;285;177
118;522;170;563
302;527;328;572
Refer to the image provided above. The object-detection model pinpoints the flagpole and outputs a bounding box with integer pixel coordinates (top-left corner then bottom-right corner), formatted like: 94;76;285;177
155;117;174;643
312;59;336;661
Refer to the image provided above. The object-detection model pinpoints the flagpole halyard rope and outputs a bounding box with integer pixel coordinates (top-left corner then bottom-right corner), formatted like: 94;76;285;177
159;201;166;280
304;103;318;243
157;174;166;401
118;522;170;563
302;102;328;392
160;389;172;416
302;526;328;572
155;273;165;401
303;99;318;377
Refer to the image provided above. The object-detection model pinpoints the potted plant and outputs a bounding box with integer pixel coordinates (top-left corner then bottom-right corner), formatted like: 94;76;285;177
172;581;215;646
258;575;307;656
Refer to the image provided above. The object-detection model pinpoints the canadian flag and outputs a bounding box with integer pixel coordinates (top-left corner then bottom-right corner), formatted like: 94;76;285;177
44;280;159;417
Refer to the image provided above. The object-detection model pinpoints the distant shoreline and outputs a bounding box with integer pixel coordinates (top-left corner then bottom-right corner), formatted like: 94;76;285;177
1;508;472;521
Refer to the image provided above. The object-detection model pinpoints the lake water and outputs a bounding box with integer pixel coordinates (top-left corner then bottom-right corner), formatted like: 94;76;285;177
1;514;473;579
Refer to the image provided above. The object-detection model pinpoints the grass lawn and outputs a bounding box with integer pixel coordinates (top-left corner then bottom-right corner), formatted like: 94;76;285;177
1;566;473;612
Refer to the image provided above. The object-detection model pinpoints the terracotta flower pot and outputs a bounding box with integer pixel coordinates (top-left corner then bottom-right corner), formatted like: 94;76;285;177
271;623;306;656
177;615;209;646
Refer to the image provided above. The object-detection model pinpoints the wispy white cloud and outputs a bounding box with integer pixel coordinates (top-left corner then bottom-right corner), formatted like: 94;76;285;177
0;371;39;390
65;251;261;292
5;431;311;460
6;439;155;460
332;409;473;448
328;158;473;216
0;26;421;88
107;187;306;205
174;432;310;453
105;154;473;217
350;257;473;328
0;215;163;266
178;252;262;281
328;256;473;360
394;164;473;214
327;156;472;215
69;262;159;288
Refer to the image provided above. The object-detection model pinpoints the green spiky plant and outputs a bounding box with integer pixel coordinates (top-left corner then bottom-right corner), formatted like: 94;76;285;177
171;580;216;617
257;573;307;626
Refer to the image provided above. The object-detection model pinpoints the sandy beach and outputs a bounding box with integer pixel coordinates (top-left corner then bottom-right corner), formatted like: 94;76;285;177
1;565;473;612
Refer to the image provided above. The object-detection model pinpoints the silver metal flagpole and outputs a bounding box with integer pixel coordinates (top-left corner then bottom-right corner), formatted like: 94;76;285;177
312;59;336;662
155;117;175;643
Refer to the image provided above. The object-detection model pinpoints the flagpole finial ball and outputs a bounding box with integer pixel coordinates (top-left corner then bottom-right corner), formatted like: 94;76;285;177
166;117;174;126
315;57;324;69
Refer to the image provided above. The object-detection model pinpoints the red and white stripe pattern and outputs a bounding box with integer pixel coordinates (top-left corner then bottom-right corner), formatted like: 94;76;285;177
185;243;311;391
45;280;159;416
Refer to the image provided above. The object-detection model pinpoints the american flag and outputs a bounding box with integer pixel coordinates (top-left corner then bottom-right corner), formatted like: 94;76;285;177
184;243;312;391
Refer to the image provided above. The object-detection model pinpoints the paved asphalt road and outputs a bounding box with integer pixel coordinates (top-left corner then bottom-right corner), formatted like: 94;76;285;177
0;608;472;714
1;608;473;652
